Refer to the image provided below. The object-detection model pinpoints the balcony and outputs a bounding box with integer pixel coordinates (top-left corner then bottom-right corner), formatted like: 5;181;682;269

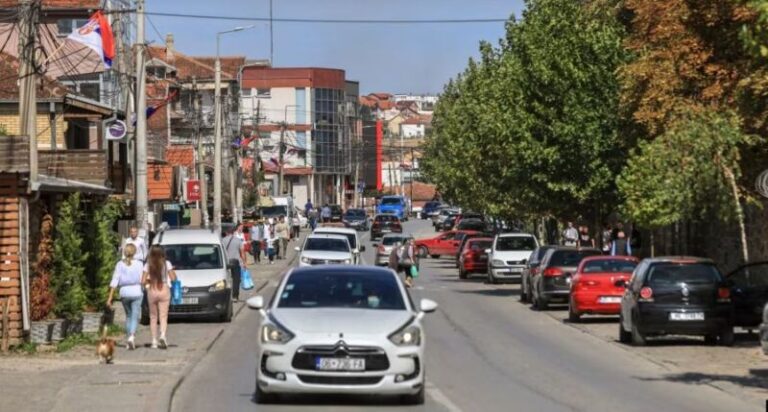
39;150;107;186
0;136;30;174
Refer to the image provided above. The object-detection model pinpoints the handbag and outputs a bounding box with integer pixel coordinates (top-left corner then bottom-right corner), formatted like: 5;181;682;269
241;268;254;290
171;279;183;305
410;265;419;278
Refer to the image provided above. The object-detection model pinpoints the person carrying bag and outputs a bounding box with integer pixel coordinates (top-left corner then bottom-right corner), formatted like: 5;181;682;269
398;239;418;288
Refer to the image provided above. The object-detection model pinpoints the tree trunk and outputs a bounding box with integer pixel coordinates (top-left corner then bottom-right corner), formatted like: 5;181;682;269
722;165;749;263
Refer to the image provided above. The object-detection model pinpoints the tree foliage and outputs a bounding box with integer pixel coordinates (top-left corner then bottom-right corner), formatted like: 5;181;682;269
52;193;88;320
85;198;123;310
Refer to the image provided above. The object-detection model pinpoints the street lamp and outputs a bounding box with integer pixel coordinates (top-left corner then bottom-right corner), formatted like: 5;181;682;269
213;25;255;230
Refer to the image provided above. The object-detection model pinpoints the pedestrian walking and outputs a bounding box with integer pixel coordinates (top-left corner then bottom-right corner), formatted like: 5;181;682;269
275;216;290;260
291;215;301;239
265;225;277;264
122;226;148;262
250;220;264;263
601;224;613;254
222;228;246;301
308;208;319;231
106;244;143;350
397;239;418;288
610;230;632;256
141;245;177;349
577;225;595;249
321;204;332;223
304;200;314;216
562;221;578;247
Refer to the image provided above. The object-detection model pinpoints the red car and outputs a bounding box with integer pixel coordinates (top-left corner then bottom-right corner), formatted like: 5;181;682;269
458;237;493;279
569;256;639;322
415;230;480;258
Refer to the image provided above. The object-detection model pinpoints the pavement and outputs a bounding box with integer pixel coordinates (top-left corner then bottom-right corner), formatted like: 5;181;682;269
0;231;304;412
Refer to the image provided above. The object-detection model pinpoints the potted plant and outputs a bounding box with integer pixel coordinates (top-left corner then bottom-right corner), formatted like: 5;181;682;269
29;210;55;344
50;193;88;339
82;198;122;333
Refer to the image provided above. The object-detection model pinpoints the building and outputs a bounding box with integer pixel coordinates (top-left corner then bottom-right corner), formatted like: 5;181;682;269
392;93;438;113
240;66;359;207
400;114;433;139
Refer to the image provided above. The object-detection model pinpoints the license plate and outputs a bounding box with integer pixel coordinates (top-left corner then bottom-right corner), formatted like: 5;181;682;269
508;267;523;273
181;297;199;305
669;312;704;321
316;357;365;371
381;229;391;233
598;296;622;304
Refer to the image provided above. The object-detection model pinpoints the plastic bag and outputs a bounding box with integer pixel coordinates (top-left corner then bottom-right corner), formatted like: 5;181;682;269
171;279;183;305
410;265;419;279
241;268;254;290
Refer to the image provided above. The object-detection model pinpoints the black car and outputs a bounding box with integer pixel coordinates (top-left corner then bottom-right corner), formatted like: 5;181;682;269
456;218;486;232
441;215;458;231
531;247;601;310
342;208;369;231
619;257;734;346
725;261;768;328
370;214;403;240
520;245;557;303
329;204;343;222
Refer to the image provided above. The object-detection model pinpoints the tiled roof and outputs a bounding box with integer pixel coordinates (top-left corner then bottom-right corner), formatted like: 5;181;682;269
165;145;196;174
0;53;66;100
402;114;433;125
148;165;173;200
0;0;99;8
148;46;245;81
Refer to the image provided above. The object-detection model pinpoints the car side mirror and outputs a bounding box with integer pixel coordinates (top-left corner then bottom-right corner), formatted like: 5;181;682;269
614;279;627;288
294;246;301;252
247;295;264;310
420;299;438;314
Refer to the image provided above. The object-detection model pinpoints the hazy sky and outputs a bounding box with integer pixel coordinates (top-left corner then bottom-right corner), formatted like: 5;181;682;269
146;0;525;94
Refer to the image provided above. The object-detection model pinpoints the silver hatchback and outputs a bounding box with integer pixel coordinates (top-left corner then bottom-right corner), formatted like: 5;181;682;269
373;233;414;266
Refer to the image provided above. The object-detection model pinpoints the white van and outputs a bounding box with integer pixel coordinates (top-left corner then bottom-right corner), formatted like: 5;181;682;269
142;228;233;323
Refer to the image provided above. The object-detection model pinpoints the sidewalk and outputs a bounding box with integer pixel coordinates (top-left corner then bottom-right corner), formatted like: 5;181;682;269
0;231;303;412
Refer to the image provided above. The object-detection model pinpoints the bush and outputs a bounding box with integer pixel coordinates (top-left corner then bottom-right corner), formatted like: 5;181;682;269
51;193;88;321
85;198;123;310
30;211;55;321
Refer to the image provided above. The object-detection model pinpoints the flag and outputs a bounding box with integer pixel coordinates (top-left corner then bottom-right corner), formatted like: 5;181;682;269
67;11;115;69
132;91;178;126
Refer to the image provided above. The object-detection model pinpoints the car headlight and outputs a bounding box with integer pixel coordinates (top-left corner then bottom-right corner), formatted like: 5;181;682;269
300;256;312;264
343;259;352;264
208;279;227;292
261;323;294;344
389;324;421;346
492;259;505;267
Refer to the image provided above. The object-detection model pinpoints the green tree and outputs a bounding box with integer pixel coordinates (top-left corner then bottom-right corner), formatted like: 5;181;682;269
51;193;89;320
85;198;123;309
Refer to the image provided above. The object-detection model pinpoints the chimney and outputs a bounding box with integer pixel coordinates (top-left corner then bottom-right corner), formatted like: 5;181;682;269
166;33;175;62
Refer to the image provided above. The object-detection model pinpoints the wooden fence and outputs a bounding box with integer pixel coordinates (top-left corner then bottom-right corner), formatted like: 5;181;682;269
0;136;29;174
39;150;107;185
0;196;22;347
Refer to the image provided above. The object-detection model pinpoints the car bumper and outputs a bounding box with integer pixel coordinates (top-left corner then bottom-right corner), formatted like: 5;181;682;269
636;305;733;335
490;266;524;281
463;261;488;273
145;288;231;318
571;291;622;314
540;277;572;299
375;254;390;266
257;342;424;396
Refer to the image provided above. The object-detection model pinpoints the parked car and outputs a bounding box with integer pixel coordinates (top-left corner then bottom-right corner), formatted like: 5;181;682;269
247;265;437;405
342;208;369;231
531;247;601;309
454;212;485;228
415;230;480;259
760;303;768;355
454;232;495;268
459;237;493;279
370;214;403;240
456;218;486;232
143;228;233;324
373;233;414;266
486;233;539;284
329;204;343;222
440;215;459;232
568;256;639;322
296;234;354;267
725;261;768;328
422;201;444;220
377;195;409;221
433;208;460;231
520;246;557;303
312;227;365;264
618;257;734;346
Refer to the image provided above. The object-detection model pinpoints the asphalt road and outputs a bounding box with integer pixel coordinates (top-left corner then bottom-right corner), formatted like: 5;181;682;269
172;220;760;412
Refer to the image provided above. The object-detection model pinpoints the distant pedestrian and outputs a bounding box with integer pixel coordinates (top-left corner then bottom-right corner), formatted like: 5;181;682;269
106;244;143;350
265;225;277;264
612;222;625;241
142;245;177;349
275;216;290;259
250;220;264;263
305;200;314;216
611;230;632;256
122;226;148;262
321;204;332;223
291;215;301;239
222;228;246;301
601;224;613;254
577;225;595;249
308;208;319;231
562;221;578;247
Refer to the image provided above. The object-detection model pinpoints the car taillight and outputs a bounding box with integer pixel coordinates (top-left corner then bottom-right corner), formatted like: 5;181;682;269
717;287;731;302
543;268;563;277
639;287;653;301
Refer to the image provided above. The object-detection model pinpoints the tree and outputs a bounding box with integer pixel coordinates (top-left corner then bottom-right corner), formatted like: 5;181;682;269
30;210;54;321
51;193;88;320
85;198;123;310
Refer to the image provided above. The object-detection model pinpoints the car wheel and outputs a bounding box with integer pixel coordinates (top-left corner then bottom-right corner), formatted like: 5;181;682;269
459;266;468;280
618;316;632;344
221;301;233;323
487;272;498;285
418;246;429;258
401;386;425;405
519;279;529;302
630;321;646;346
430;254;440;259
535;296;549;310
254;383;278;404
719;328;735;346
568;302;581;323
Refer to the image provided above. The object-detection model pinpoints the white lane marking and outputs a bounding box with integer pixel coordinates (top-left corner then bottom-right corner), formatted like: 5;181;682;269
427;381;463;412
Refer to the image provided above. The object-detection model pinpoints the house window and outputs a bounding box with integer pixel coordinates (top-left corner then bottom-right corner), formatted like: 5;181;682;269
148;67;166;79
256;88;271;98
56;19;89;37
79;83;100;101
242;88;252;97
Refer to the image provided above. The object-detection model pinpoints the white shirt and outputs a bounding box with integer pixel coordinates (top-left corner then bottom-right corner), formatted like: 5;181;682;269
123;236;148;261
109;259;144;299
143;260;174;287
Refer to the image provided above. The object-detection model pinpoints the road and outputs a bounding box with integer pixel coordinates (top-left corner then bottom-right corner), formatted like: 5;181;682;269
172;220;760;412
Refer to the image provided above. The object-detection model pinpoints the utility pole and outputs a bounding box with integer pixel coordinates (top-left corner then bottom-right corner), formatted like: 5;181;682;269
278;122;286;196
19;0;38;188
400;129;405;196
135;0;148;230
253;100;261;209
193;77;208;226
213;37;223;229
269;0;274;65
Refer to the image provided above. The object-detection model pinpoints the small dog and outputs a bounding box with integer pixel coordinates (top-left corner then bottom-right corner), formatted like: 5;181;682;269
96;325;116;364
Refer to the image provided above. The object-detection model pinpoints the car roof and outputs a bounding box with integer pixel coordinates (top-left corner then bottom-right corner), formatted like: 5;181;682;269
581;255;638;263
382;233;412;238
468;237;493;242
644;256;714;264
549;246;601;252
288;265;398;279
154;229;221;245
497;233;536;238
314;227;358;235
306;233;350;241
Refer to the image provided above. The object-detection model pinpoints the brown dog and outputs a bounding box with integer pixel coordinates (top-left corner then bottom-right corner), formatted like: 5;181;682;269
96;325;115;364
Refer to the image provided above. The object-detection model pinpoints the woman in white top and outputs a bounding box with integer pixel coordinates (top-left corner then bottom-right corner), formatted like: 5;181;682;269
264;225;277;265
107;244;144;350
141;245;177;349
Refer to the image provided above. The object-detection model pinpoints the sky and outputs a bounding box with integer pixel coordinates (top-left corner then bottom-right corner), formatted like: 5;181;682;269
146;0;526;94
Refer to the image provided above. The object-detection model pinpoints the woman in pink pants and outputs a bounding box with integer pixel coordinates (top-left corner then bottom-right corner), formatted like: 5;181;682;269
142;245;177;349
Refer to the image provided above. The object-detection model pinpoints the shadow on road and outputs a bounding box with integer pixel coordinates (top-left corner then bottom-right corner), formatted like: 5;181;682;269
635;370;768;391
455;288;521;297
567;316;619;324
251;392;415;407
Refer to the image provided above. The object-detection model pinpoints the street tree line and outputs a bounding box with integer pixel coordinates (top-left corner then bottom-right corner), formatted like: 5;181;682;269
423;0;768;262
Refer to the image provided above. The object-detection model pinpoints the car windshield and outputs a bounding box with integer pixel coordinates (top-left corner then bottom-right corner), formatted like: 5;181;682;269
496;236;536;251
304;238;350;252
376;215;398;222
260;206;287;217
381;198;402;205
470;240;492;251
278;271;406;310
458;220;485;231
344;210;366;218
550;250;602;266
382;236;408;246
162;244;223;270
647;263;723;286
315;231;357;249
582;259;637;274
531;247;553;264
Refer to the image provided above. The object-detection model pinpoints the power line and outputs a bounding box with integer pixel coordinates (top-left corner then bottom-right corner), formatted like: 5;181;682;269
132;11;509;25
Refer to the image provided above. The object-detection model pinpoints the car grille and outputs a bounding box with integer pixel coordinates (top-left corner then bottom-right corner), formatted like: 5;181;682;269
297;375;383;385
506;260;526;265
170;305;207;313
292;345;390;372
309;259;346;265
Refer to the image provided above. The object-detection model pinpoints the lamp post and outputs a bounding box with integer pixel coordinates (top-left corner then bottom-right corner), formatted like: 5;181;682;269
214;25;254;230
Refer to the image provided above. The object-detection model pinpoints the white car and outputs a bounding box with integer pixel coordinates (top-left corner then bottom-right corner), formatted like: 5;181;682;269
486;233;539;284
247;265;437;404
296;234;354;267
313;226;365;264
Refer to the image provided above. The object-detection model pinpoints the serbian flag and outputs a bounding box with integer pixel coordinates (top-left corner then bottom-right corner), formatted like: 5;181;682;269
132;91;178;126
67;11;115;69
